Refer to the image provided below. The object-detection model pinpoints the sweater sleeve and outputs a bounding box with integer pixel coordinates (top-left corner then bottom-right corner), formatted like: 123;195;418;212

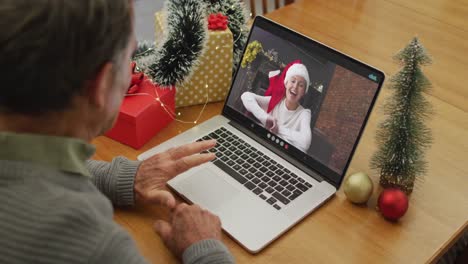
86;157;141;207
277;110;312;152
240;92;271;125
89;224;150;264
183;239;235;264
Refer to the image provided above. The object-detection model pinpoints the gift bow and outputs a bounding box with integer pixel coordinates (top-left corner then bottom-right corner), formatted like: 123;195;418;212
128;62;144;94
208;13;228;30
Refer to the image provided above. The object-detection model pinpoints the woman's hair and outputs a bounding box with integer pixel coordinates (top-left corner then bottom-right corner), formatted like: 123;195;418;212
0;0;133;114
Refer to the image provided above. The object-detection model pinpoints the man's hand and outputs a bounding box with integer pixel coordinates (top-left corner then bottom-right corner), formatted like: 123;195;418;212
265;115;278;134
134;140;216;208
154;203;222;258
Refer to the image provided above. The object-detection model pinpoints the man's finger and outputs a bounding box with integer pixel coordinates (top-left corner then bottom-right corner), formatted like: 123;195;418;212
146;190;176;209
154;220;172;242
168;140;217;160
174;153;215;175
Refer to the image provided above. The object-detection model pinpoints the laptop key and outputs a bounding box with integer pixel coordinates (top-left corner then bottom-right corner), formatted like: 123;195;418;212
286;185;295;191
305;182;313;188
267;181;277;187
261;176;270;183
266;197;277;205
274;185;284;192
273;175;281;182
273;204;281;210
289;189;303;200
279;180;288;186
282;190;291;197
289;192;301;200
209;132;219;139
259;194;267;200
248;167;256;173
253;188;262;195
252;178;261;184
244;181;256;190
272;192;290;205
213;160;247;184
259;182;268;189
218;146;226;152
296;183;309;192
245;173;254;180
239;169;247;175
266;187;274;194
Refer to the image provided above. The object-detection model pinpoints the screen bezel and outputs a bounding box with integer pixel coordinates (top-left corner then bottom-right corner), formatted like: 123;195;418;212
222;16;385;188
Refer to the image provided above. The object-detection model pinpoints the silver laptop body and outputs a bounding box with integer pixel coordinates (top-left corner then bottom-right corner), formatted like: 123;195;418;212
139;16;384;253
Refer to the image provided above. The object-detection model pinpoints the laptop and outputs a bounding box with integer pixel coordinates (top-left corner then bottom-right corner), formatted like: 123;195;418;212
138;16;385;253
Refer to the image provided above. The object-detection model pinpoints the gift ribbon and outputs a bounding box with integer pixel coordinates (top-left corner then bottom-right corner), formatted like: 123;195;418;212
127;62;144;94
208;13;228;31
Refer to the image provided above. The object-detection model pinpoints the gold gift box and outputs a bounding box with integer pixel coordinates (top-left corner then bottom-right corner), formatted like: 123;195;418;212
155;11;233;107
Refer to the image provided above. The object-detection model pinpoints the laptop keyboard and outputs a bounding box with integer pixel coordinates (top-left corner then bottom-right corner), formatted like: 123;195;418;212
196;127;313;210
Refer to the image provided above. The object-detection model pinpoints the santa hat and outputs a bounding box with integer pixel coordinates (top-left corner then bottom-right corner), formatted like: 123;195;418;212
264;60;309;113
284;63;310;92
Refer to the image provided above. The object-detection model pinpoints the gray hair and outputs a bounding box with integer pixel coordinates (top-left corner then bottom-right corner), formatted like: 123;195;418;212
0;0;133;114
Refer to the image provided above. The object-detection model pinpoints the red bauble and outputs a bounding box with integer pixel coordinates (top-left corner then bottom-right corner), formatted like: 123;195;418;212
377;188;409;221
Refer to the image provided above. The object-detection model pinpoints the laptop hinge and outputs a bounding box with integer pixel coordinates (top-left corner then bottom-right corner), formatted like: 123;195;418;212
228;120;326;183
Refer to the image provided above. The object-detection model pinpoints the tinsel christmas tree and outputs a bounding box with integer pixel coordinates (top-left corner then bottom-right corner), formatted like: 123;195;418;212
133;0;248;87
148;0;208;87
371;37;433;194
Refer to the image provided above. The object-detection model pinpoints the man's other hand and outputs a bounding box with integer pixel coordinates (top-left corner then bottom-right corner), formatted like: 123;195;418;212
154;203;222;258
134;140;216;208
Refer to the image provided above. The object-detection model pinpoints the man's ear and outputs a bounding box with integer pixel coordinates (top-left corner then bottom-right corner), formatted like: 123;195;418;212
86;62;114;109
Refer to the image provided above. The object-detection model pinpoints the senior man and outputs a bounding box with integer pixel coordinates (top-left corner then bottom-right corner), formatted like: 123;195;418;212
0;0;233;263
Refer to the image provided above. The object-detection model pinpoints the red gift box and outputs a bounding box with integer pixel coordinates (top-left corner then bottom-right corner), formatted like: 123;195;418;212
105;79;175;149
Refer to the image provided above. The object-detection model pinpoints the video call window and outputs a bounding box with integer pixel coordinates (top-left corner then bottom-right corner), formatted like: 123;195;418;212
227;27;379;175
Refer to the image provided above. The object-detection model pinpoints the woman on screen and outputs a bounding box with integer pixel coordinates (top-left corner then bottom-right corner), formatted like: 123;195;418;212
241;60;312;152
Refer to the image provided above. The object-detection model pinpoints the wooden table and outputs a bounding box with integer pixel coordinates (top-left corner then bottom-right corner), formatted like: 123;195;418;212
93;0;468;263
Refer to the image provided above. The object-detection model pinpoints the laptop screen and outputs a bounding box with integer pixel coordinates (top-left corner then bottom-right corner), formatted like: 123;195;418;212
223;17;384;187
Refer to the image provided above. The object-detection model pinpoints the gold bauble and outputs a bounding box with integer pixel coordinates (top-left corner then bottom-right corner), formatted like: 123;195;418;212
343;172;374;204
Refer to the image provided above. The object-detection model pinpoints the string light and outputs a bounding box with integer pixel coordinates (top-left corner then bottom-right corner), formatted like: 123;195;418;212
127;24;241;126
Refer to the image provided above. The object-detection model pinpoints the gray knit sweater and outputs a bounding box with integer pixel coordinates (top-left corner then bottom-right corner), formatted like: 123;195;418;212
0;132;234;264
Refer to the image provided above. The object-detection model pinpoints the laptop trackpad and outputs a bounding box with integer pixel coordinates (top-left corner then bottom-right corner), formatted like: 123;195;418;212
177;168;240;211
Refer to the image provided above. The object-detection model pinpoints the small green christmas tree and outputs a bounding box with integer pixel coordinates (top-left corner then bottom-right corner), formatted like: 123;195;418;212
371;37;433;194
